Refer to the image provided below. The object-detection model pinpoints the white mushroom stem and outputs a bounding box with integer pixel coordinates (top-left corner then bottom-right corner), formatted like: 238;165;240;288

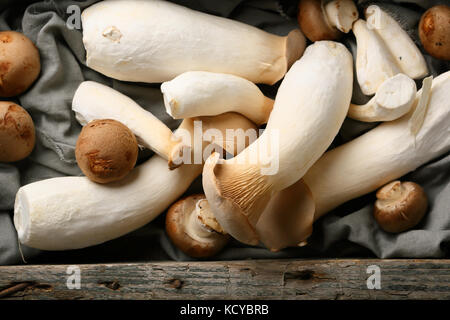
256;71;450;251
185;200;225;242
348;73;417;122
81;0;306;85
14;111;256;251
14;156;203;250
353;19;401;95
306;70;450;218
72;81;187;169
365;5;428;79
202;41;353;245
161;71;274;125
324;0;359;33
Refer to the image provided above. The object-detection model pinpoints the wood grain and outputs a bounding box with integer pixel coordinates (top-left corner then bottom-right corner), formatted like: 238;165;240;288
0;259;449;300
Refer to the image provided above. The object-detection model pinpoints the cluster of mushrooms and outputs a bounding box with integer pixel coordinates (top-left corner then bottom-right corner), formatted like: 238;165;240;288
7;0;450;258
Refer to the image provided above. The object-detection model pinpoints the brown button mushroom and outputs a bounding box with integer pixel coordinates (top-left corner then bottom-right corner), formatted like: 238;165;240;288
297;0;358;42
419;5;450;61
0;31;41;97
374;181;428;233
75;119;138;184
0;101;36;162
166;194;229;258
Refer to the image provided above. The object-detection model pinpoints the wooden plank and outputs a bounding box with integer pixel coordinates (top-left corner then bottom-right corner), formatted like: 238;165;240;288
0;259;449;300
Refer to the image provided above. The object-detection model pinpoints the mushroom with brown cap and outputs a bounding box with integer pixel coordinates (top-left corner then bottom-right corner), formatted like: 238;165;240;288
374;181;428;233
0;31;40;97
72;81;191;169
419;5;450;61
0;101;35;162
297;0;358;42
75;119;139;184
166;194;229;258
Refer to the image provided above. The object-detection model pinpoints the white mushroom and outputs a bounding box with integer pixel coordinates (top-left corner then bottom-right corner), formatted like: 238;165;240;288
256;71;450;251
161;71;274;126
365;5;428;79
353;19;401;95
72;81;188;169
14;156;203;251
348;73;417;122
202;41;353;245
81;0;306;85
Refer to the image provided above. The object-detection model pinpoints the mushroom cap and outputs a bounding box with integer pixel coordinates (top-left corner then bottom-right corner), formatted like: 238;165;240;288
256;178;316;252
0;31;41;97
0;101;36;162
374;181;428;233
165;194;230;258
419;5;450;61
297;0;342;42
75;119;138;184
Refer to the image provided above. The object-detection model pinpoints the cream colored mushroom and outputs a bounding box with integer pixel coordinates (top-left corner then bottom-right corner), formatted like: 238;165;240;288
82;0;306;85
161;71;274;126
202;41;353;245
72;81;188;169
255;71;450;251
348;73;417;122
365;5;428;79
353;19;401;96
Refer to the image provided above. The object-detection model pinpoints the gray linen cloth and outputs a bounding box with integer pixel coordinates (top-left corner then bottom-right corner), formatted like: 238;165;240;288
0;0;449;265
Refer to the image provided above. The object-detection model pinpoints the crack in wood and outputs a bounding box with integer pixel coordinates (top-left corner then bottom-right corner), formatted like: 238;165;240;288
98;280;121;291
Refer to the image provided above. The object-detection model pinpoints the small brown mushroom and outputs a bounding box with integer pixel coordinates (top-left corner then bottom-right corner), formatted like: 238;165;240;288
75;119;138;183
297;0;358;42
166;194;229;258
374;181;428;233
0;101;35;162
419;5;450;61
0;31;41;97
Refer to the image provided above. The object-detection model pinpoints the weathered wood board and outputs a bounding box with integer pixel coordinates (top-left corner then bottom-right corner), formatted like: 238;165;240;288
0;259;449;300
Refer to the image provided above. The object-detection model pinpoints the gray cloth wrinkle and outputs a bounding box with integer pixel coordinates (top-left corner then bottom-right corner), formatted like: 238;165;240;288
0;0;449;265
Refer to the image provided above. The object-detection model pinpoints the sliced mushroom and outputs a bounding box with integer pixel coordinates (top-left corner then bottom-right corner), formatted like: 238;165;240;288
353;19;401;96
348;73;417;122
202;41;353;245
161;71;274;126
166;194;229;258
374;181;428;233
365;5;428;79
